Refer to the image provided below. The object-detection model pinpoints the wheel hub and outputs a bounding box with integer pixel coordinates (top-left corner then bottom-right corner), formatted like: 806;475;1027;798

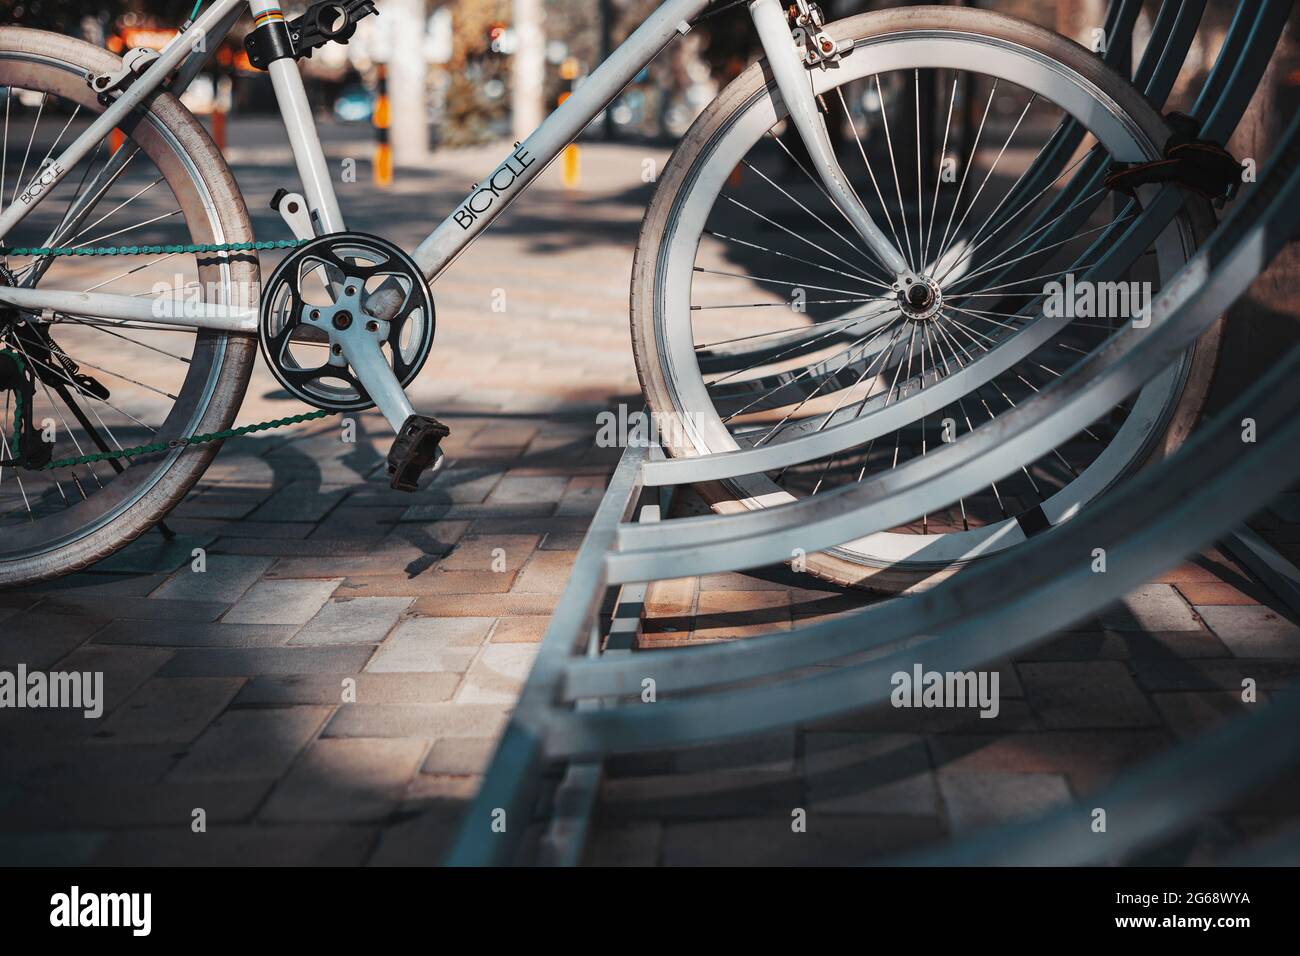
897;275;942;321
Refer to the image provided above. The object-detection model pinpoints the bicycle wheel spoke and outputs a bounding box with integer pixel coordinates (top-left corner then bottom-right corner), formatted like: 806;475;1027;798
10;91;45;206
705;228;891;291
834;86;909;272
935;79;997;268
873;74;916;270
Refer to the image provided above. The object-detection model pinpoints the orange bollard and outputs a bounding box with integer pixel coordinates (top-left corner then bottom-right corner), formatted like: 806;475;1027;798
373;64;392;187
556;91;578;189
562;143;580;189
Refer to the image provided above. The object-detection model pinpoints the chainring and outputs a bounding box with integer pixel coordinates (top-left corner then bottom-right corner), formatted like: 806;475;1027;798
258;232;435;412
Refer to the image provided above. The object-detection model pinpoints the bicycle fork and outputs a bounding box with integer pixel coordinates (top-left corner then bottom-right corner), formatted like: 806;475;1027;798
748;0;919;290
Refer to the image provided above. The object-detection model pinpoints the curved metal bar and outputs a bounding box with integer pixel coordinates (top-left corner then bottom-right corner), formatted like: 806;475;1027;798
614;107;1299;580
551;110;1300;717
545;328;1300;757
893;686;1300;866
1132;0;1208;106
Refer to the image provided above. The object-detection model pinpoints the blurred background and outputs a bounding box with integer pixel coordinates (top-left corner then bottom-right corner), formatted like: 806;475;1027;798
2;0;1294;160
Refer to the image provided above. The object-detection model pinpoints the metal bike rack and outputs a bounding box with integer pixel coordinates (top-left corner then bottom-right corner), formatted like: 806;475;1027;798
445;3;1300;866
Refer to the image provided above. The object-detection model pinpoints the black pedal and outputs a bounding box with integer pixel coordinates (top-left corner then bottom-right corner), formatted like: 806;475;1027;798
386;414;450;492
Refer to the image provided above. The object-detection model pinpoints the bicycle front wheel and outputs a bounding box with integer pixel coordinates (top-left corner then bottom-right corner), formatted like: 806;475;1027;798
631;7;1220;591
0;28;258;587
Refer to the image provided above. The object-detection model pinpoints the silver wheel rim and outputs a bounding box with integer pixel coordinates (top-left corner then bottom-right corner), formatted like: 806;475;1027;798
649;30;1197;572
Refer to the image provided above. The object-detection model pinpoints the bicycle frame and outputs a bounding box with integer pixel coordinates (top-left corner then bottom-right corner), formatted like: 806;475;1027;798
0;0;912;431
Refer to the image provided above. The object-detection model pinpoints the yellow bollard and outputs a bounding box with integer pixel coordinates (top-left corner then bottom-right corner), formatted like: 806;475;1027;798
557;90;578;189
373;64;392;188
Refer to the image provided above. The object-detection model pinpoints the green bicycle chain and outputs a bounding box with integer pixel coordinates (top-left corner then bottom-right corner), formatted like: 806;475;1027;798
40;408;335;471
0;238;309;258
0;237;337;471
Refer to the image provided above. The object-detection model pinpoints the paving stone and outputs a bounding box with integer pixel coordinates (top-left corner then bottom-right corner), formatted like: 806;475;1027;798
152;555;274;603
928;730;1171;792
486;475;570;505
803;733;938;815
454;644;538;704
418;570;518;594
94;621;298;648
0;780;271;830
554;475;606;516
267;551;437;579
365;617;494;673
490;617;546;643
234;672;459;705
365;803;464;866
1099;583;1202;632
26;573;169;598
158;646;373;677
599;770;802;820
698;572;792;591
92;533;217;574
1133;658;1300;693
417;466;504;506
937;772;1073;832
92;824;376;866
1020;628;1230;661
672;732;798;775
421;737;498;775
52;645;175;717
1152;691;1256;741
90;677;244;745
582;823;663;866
410;592;559;618
38;596;227;623
659;815;943;866
0;744;180;787
168;706;332;781
0;611;107;668
324;703;509;739
693;590;792;638
1175;581;1260;605
645;577;697;619
0;832;106;866
401;501;555;521
261;737;428;822
1020;661;1161;728
247;482;349;521
512;549;578;594
290;597;412;645
539;531;586;550
1196;605;1300;658
439;534;539;572
222;578;341;626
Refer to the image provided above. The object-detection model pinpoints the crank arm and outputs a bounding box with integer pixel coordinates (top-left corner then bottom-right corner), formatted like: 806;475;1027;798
748;0;915;284
339;334;447;487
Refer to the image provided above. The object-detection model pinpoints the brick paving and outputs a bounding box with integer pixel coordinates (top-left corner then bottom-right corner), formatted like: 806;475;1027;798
1;126;1298;866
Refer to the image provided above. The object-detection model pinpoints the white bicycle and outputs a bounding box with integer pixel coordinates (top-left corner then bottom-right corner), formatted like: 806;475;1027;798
0;0;1219;588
